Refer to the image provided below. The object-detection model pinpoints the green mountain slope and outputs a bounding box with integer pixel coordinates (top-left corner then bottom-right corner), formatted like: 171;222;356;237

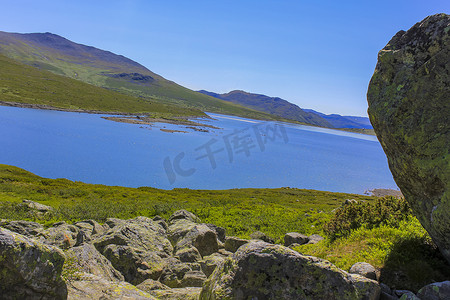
0;31;283;120
0;53;203;116
198;90;333;128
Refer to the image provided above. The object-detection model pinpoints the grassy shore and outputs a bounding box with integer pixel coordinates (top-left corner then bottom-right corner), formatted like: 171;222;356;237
1;164;446;291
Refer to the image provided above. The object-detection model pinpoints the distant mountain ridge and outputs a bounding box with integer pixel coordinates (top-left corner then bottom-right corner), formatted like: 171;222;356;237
198;90;333;128
199;90;372;129
303;109;373;129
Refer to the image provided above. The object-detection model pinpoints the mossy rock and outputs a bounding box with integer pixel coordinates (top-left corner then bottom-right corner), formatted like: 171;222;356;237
200;241;380;300
367;13;450;263
0;228;67;299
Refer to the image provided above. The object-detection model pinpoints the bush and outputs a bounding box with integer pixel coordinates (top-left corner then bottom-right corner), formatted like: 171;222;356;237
324;196;412;240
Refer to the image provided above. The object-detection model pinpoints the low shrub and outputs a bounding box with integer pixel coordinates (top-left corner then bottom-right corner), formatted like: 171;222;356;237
323;196;412;240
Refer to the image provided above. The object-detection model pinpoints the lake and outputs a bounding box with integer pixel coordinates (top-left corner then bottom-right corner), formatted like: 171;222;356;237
0;106;397;194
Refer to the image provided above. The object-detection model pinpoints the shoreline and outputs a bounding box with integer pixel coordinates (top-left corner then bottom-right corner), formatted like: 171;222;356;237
0;100;375;135
0;100;217;129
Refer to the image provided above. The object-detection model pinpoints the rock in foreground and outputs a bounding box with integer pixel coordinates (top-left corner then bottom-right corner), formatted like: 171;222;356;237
200;241;380;300
0;228;67;299
367;13;450;262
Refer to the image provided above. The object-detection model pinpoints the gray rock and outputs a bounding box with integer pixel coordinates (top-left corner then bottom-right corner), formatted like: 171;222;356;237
381;292;400;300
105;217;125;228
349;262;378;281
224;236;249;252
417;280;450;300
345;199;359;205
169;210;201;224
169;217;219;258
75;219;107;236
160;261;204;288
93;216;173;285
200;253;227;277
250;231;275;243
175;245;202;263
205;223;226;242
395;290;415;297
0;220;44;237
65;243;124;282
367;13;450;263
200;241;380;300
67;273;156;299
21;199;54;213
399;292;420;300
137;279;171;291
181;270;207;287
380;283;392;295
308;233;325;244
38;221;83;249
148;287;202;300
217;248;233;256
0;228;67;299
284;232;309;246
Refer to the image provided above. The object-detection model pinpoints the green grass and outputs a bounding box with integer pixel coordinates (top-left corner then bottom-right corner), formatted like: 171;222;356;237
0;53;204;117
294;201;450;292
0;164;373;240
0;163;448;291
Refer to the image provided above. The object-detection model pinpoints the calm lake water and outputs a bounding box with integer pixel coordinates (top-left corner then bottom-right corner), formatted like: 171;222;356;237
0;106;397;194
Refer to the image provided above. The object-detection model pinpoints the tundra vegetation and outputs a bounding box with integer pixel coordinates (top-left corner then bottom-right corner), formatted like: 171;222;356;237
0;164;448;292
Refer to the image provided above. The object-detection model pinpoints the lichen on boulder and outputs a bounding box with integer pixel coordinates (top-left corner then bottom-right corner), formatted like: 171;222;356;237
0;228;67;299
200;241;380;300
93;216;173;284
367;13;450;262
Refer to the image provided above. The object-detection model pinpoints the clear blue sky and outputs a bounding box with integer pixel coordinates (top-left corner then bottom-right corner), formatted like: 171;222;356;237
0;1;448;116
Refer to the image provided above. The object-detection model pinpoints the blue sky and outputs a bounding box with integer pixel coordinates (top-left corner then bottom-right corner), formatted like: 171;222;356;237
0;1;448;116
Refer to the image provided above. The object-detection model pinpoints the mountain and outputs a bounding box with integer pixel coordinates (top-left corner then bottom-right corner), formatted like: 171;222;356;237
0;31;281;120
0;53;202;116
198;90;333;128
303;109;373;129
198;88;372;129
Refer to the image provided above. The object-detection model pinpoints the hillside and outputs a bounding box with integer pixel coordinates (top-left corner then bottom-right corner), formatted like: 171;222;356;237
0;31;282;120
0;53;203;116
198;90;333;127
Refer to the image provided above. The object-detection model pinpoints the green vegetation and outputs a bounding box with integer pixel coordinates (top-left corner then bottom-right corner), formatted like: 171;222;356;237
0;53;203;117
0;164;373;239
0;164;448;291
295;199;450;292
0;32;290;121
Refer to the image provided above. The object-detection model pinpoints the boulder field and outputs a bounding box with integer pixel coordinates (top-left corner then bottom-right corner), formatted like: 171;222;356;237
2;206;448;299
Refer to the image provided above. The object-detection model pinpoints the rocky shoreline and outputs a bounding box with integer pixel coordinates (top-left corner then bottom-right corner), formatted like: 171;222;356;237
1;201;447;300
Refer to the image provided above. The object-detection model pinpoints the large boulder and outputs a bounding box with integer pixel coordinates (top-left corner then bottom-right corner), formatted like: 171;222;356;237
0;228;67;299
367;13;450;262
284;232;309;246
224;236;249;253
168;210;220;259
349;262;378;281
0;220;44;237
200;241;380;300
148;287;202;300
38;221;83;249
417;280;450;300
64;243;124;282
93;216;173;284
160;261;207;288
67;273;156;299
